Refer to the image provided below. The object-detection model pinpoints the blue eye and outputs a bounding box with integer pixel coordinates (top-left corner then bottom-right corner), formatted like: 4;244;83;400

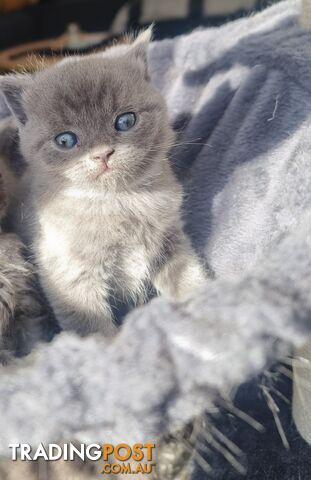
55;132;78;149
115;112;136;132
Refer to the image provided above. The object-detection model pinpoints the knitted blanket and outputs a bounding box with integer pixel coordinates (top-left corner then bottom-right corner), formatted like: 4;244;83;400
0;1;311;478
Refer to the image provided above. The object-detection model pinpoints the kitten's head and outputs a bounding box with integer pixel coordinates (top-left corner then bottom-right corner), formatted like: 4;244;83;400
0;29;174;193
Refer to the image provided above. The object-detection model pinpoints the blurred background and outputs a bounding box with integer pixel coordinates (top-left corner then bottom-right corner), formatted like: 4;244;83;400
0;0;278;72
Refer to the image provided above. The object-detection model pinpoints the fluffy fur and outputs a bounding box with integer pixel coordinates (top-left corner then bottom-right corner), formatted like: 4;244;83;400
0;30;206;336
0;153;43;360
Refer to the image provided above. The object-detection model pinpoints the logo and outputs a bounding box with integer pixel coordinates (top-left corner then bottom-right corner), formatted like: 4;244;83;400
102;443;156;475
9;443;156;475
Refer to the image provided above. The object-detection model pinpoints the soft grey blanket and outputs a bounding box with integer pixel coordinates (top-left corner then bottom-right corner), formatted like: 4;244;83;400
0;0;311;474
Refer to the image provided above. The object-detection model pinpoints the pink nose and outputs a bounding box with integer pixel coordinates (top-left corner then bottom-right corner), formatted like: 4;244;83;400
92;147;114;163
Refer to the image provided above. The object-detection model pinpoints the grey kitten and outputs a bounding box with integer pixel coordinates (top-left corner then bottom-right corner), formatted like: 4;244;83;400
0;29;207;337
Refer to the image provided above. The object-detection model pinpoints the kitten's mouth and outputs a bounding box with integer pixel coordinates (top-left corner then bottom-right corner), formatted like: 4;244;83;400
95;162;112;179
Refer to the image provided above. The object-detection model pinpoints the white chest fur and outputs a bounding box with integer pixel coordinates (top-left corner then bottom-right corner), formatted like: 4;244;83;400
35;185;180;301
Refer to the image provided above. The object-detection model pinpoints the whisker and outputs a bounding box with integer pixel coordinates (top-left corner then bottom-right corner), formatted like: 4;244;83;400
171;141;213;149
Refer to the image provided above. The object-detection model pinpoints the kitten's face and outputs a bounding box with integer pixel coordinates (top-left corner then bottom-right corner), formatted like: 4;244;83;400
1;35;174;192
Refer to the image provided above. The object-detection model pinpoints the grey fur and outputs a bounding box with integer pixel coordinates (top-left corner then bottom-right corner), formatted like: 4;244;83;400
0;1;310;478
0;234;43;360
0;154;44;361
0;30;206;336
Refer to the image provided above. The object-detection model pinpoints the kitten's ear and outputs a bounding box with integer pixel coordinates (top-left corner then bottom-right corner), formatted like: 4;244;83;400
129;25;153;80
0;74;32;126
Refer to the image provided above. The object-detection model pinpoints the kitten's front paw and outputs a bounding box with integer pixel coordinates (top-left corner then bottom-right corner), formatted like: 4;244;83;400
175;263;208;301
56;310;119;337
155;255;208;302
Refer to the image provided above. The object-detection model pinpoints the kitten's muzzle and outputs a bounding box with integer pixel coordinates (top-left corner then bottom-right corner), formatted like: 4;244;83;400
92;147;114;164
91;147;114;176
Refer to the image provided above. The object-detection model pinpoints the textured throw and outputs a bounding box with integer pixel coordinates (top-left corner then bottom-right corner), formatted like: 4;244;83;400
0;0;311;477
301;0;311;26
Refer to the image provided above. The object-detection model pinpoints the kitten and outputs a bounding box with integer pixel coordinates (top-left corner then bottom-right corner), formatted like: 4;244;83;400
0;29;207;337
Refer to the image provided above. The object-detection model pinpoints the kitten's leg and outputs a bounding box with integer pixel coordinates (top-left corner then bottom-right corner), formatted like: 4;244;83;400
153;228;208;302
52;300;117;337
41;273;118;337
